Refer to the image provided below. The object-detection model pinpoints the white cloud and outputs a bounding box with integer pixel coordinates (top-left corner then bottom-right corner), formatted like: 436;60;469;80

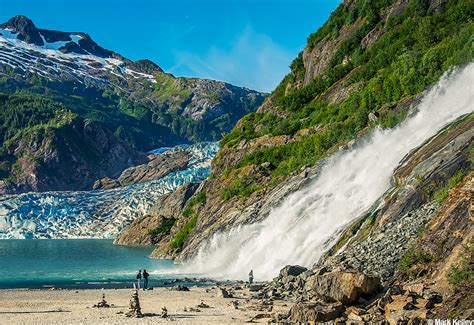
168;26;294;92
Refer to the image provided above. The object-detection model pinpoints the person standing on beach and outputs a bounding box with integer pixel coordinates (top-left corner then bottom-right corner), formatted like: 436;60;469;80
142;269;149;290
136;270;142;289
248;270;254;286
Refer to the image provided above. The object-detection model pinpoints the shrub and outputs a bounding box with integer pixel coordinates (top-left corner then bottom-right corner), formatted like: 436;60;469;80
182;190;206;217
398;249;434;275
148;217;176;240
221;177;262;201
448;242;474;290
169;216;198;250
433;170;467;203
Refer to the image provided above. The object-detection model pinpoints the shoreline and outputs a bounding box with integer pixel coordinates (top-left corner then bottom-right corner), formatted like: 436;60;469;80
0;285;288;324
0;277;242;290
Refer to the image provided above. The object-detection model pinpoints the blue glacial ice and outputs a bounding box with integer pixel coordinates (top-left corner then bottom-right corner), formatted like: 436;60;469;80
0;142;219;239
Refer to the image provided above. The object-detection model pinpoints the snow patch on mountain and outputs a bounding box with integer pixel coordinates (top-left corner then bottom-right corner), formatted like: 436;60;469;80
0;27;156;85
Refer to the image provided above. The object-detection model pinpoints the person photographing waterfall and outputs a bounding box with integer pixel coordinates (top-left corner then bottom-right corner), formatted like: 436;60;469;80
248;270;254;287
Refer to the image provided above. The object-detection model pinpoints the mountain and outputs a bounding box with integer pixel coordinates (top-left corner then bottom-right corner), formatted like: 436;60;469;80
116;0;473;318
120;0;472;256
0;16;265;193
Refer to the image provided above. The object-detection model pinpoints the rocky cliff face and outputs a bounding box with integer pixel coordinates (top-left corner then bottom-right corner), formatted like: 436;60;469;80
318;116;473;281
93;151;190;190
114;183;200;246
248;116;473;323
0;117;146;194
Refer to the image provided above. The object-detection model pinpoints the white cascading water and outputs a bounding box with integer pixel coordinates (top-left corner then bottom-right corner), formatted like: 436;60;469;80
183;63;474;281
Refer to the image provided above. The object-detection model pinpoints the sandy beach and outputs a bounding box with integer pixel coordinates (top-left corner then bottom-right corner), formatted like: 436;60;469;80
0;286;289;324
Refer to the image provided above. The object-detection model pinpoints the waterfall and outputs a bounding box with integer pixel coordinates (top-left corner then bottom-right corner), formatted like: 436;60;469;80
186;63;474;281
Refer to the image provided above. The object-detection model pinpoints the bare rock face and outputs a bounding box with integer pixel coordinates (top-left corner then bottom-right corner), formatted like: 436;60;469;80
288;302;344;323
93;151;190;190
1;118;146;194
305;271;382;304
114;183;199;246
318;117;473;282
302;19;364;86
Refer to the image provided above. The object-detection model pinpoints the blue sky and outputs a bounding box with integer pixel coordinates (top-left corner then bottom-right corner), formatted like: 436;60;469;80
0;0;340;92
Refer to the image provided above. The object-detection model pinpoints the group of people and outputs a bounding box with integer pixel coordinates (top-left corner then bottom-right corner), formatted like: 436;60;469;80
134;269;254;290
136;269;150;290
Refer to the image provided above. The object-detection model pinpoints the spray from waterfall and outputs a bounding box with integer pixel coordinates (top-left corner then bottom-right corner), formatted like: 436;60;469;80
183;64;474;281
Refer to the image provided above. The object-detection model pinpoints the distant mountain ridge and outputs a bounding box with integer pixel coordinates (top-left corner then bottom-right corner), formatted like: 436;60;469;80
0;16;265;193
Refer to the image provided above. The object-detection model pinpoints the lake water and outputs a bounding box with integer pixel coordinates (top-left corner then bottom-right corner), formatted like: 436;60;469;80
0;239;197;289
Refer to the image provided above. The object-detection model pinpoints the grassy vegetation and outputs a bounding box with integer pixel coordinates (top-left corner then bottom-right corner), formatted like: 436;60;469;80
182;190;207;217
166;190;207;250
448;241;474;290
169;216;198;250
433;170;467;203
153;73;192;105
148;217;176;241
216;0;474;200
222;176;263;201
398;248;434;275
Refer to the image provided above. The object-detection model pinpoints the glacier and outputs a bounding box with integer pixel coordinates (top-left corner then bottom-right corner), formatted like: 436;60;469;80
0;142;218;239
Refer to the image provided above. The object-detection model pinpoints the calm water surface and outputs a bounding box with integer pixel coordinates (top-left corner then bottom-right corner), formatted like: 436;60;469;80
0;239;191;288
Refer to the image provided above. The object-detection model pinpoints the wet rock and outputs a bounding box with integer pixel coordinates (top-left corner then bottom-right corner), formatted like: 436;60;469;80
278;265;308;278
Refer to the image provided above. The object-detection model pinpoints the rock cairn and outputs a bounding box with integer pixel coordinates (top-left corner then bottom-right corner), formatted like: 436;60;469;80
126;288;143;318
93;293;110;308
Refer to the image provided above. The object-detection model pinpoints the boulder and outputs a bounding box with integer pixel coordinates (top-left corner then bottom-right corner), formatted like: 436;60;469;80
216;287;231;298
288;302;344;322
306;271;381;304
173;285;190;291
278;265;308;278
249;284;264;292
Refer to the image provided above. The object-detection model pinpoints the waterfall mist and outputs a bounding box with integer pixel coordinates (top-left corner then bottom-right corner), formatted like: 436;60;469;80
183;64;474;281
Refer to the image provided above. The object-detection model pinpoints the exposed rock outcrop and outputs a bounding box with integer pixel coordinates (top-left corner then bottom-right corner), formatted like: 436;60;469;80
114;183;199;246
302;19;364;85
318;116;473;282
253;116;473;323
278;265;308;278
93;151;190;190
0;118;146;194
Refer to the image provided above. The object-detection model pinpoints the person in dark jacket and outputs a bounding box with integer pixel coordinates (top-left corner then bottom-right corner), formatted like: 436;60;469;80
136;270;142;289
142;269;150;290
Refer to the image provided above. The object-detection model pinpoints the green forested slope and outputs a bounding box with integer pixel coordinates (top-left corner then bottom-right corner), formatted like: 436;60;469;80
216;0;473;196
